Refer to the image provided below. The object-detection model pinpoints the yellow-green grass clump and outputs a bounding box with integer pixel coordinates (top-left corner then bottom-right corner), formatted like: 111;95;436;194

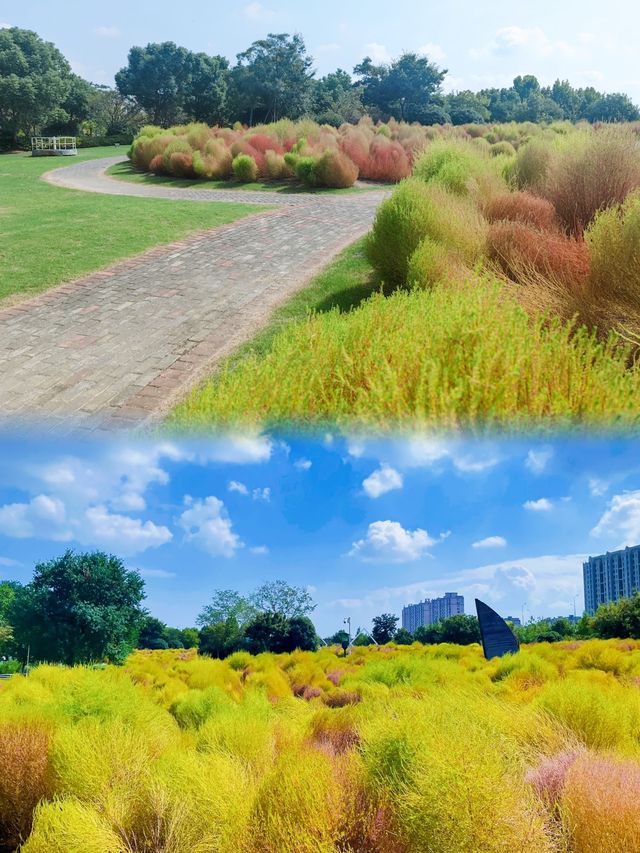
3;641;640;851
172;277;640;431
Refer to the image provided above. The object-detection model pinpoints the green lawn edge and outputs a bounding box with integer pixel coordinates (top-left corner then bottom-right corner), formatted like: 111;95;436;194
0;147;267;303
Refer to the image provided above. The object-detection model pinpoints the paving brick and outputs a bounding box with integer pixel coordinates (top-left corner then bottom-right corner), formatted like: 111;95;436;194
0;155;389;431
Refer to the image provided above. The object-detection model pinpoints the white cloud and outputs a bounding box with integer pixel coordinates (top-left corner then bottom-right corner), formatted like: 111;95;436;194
473;536;507;549
0;493;171;556
199;436;273;464
228;481;249;496
525;447;553;475
243;2;273;20
94;26;121;38
294;458;312;471
0;557;19;567
589;478;609;498
364;42;392;64
0;23;10;29
179;496;241;557
524;498;553;512
418;42;446;63
472;26;577;60
362;465;403;499
252;487;271;502
349;437;500;475
350;520;448;563
83;506;172;555
139;568;176;579
332;554;585;618
250;545;269;555
591;490;640;546
0;495;71;540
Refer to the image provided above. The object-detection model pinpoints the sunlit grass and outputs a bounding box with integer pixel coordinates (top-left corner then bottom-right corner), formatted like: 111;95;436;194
0;148;263;302
4;640;640;852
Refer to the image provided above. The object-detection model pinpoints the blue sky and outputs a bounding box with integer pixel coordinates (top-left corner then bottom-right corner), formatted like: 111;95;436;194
0;433;638;634
2;0;639;102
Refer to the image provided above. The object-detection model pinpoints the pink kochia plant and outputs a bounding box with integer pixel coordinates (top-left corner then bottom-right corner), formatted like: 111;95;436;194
525;750;581;808
563;753;640;852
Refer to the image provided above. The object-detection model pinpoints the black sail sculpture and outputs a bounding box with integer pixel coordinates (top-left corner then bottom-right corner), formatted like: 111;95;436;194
475;599;520;660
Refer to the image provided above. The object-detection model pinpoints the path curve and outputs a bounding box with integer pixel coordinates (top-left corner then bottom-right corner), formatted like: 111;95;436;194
44;156;337;207
1;157;388;432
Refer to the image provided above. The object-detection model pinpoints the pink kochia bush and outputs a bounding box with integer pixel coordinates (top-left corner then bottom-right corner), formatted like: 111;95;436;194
129;118;426;188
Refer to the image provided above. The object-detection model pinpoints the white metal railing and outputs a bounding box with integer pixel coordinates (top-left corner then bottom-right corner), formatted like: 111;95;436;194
31;136;77;155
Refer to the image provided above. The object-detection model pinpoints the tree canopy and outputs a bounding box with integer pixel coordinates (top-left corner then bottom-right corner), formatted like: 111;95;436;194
233;33;314;124
0;27;74;143
8;550;145;665
371;613;399;644
115;42;228;126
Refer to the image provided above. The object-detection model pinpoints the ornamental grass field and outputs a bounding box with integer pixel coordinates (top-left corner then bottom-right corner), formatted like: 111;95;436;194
174;121;640;429
2;640;640;852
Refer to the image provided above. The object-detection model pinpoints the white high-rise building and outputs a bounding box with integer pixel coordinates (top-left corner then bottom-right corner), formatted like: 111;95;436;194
402;593;464;631
584;546;640;614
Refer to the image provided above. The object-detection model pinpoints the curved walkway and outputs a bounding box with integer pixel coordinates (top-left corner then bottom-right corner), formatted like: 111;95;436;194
0;157;388;432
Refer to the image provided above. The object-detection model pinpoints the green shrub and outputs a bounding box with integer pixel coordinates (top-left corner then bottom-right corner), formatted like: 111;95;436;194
366;179;485;287
232;154;258;183
407;237;468;289
413;138;503;199
294;156;318;187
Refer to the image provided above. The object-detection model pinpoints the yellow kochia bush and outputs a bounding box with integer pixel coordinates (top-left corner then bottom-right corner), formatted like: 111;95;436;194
5;640;640;853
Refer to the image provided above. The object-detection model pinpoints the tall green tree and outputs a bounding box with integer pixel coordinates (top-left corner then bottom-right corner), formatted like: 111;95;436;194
371;613;399;644
233;33;314;124
9;550;146;665
116;42;228;127
355;52;447;122
197;589;257;628
250;579;316;619
313;69;364;126
0;27;74;144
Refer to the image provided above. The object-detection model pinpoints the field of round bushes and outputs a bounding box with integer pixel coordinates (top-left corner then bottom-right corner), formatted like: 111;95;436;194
2;639;640;852
175;121;640;428
128;117;562;189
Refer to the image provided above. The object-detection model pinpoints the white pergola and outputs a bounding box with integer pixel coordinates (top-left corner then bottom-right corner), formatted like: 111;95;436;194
31;136;78;157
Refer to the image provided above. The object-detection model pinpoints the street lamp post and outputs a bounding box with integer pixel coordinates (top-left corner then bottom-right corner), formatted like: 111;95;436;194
343;617;352;645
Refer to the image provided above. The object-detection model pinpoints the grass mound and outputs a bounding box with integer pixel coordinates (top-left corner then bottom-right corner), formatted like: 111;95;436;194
4;640;640;852
172;276;640;431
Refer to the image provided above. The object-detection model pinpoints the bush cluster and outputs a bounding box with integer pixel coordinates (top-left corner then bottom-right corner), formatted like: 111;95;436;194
2;640;640;852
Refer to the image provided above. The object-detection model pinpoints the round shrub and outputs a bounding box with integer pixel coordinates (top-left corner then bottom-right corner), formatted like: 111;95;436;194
407;238;468;290
169;151;194;178
161;139;192;174
585;190;640;314
313;149;359;188
294;156;318;187
490;141;516;157
484;191;558;230
487;220;591;287
232;154;258;183
366;179;486;287
361;137;411;182
540;128;640;235
509;139;556;191
265;150;292;180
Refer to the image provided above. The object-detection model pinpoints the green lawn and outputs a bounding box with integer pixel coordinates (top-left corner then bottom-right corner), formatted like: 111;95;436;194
106;160;393;195
0;147;265;302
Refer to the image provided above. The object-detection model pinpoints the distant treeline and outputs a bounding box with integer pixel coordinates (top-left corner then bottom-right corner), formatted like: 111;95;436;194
1;26;639;148
2;549;640;669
